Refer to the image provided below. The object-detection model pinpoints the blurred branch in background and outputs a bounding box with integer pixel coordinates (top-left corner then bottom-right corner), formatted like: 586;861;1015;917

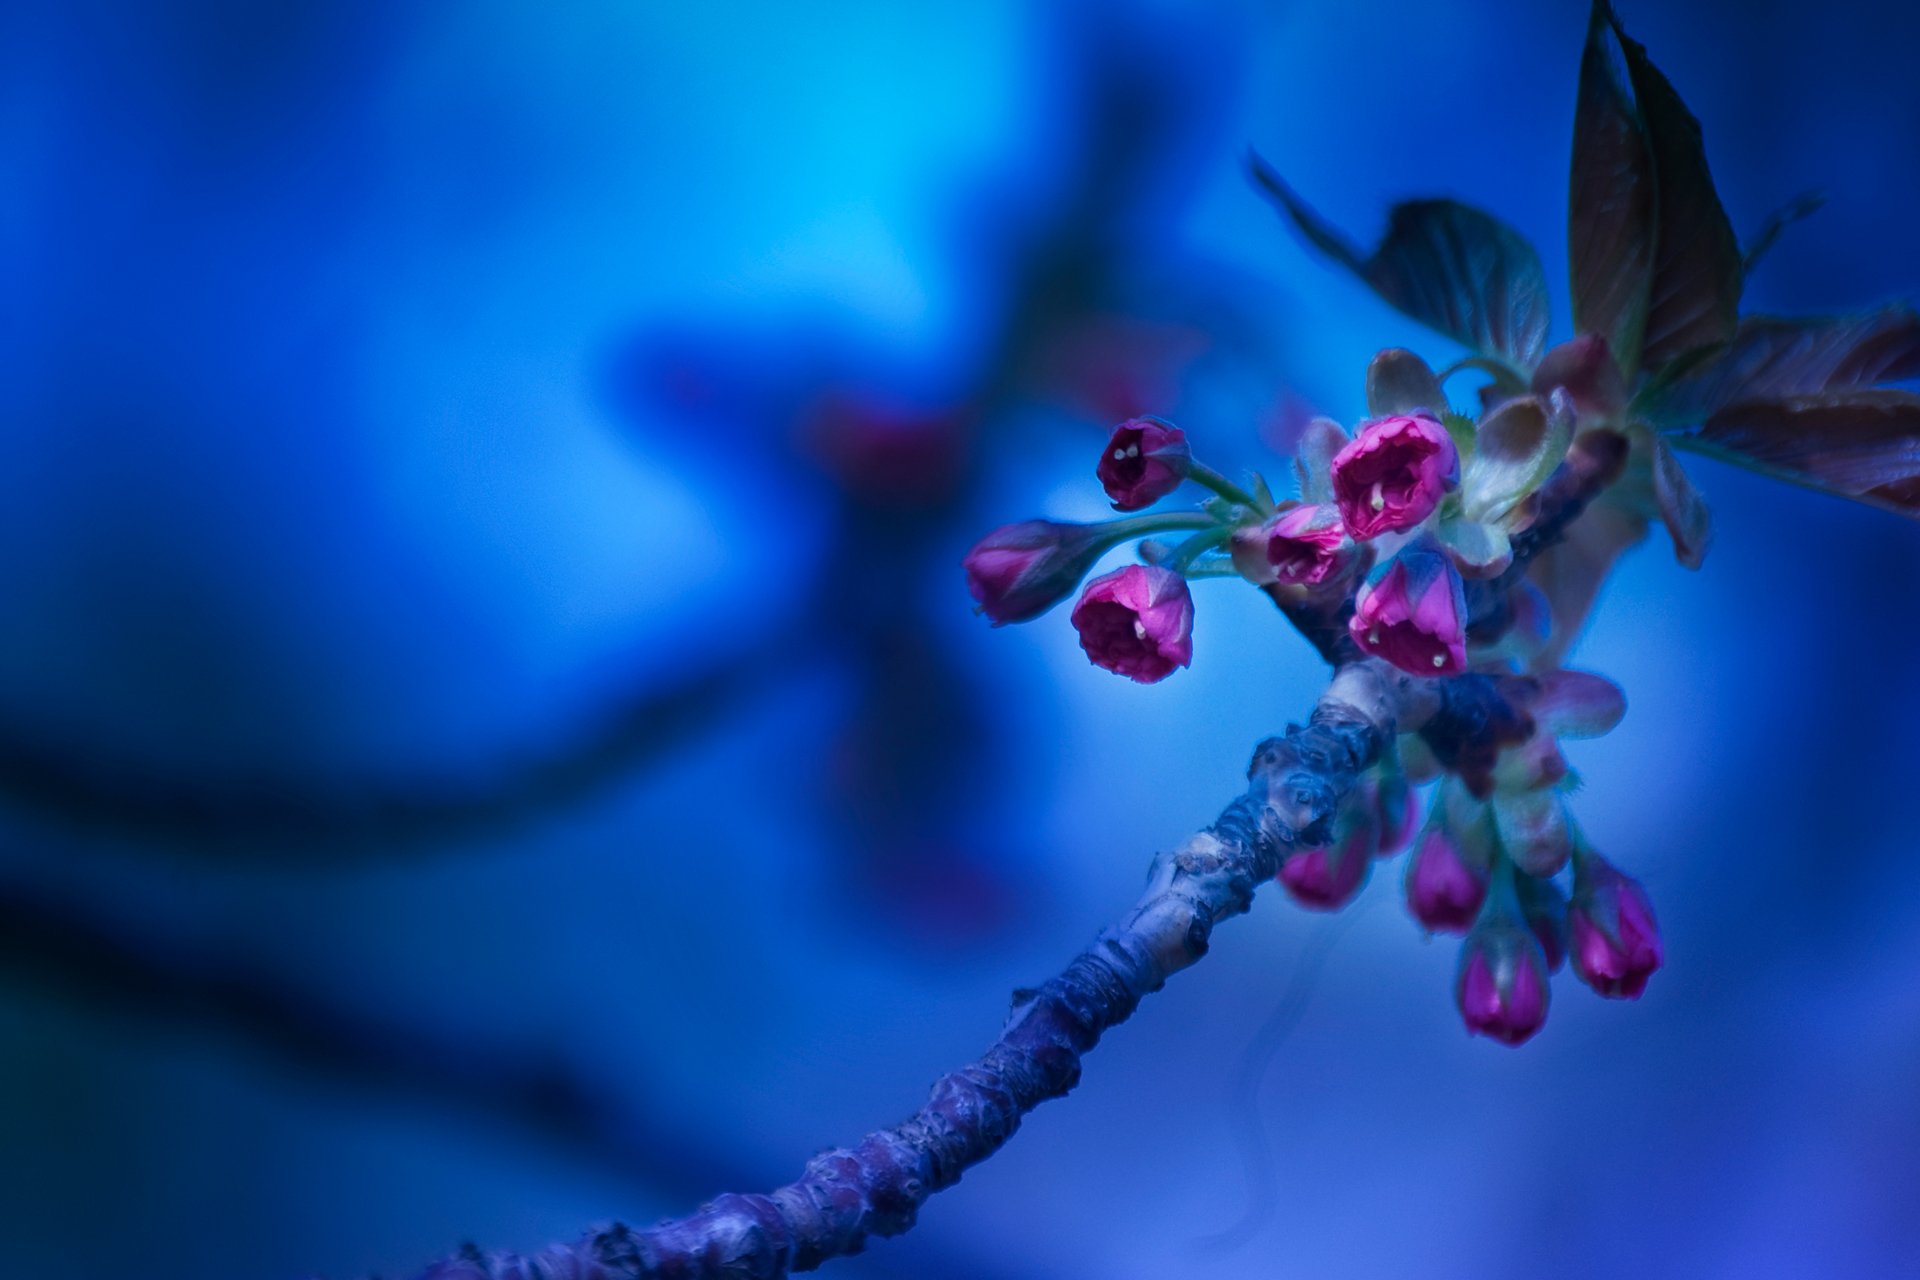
0;871;1021;1280
0;629;796;859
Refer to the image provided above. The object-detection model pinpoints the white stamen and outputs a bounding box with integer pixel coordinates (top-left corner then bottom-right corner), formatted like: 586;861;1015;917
1132;619;1149;641
1126;444;1141;459
1370;481;1386;512
1113;447;1129;461
1432;653;1446;668
1367;627;1380;644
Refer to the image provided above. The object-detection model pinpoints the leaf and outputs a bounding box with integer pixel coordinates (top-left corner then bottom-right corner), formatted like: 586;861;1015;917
1606;3;1744;373
1462;392;1575;524
1649;435;1712;568
1525;496;1651;667
1677;389;1920;518
1642;308;1920;424
1366;348;1447;417
1251;155;1551;366
1568;1;1656;378
1293;416;1349;504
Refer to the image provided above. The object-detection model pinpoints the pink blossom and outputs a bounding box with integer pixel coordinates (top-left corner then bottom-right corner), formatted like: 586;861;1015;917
1097;417;1192;511
1069;564;1194;683
1455;922;1551;1046
964;520;1112;625
1349;549;1468;676
1253;503;1352;586
1404;829;1487;933
1330;413;1457;539
1278;830;1371;910
1570;857;1664;998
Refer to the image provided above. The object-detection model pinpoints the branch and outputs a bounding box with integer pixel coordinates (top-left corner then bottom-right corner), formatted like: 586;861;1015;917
406;660;1465;1280
0;632;789;858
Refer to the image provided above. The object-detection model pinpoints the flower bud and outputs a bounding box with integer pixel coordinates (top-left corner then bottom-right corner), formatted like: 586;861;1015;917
1370;765;1419;857
1349;545;1468;676
1279;822;1373;910
1069;564;1194;683
1234;503;1353;587
1569;854;1663;998
1404;827;1488;934
963;520;1115;625
1329;413;1457;539
1455;915;1551;1046
1098;417;1192;510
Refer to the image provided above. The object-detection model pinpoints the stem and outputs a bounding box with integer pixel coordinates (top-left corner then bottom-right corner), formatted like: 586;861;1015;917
1436;354;1529;392
1101;510;1224;545
1185;461;1266;512
1166;527;1233;573
405;662;1457;1280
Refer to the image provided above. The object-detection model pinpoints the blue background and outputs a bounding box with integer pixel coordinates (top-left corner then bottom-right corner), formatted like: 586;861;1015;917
3;2;1919;1278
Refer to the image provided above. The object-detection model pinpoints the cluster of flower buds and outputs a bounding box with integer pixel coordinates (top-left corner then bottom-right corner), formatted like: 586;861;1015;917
963;347;1664;1043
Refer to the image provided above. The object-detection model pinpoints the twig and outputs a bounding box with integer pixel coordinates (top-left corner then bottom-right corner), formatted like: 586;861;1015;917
405;661;1505;1279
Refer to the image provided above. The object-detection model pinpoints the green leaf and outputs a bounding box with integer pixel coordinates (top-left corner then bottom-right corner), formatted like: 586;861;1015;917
1642;308;1920;425
1440;411;1479;462
1568;0;1656;378
1676;389;1920;519
1251;155;1551;366
1366;348;1448;417
1605;2;1744;373
1462;393;1575;524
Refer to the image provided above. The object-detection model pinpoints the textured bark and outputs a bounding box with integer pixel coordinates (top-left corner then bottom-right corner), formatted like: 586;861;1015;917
410;661;1442;1280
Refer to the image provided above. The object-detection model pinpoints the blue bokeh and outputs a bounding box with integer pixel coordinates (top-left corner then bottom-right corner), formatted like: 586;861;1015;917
3;2;1919;1278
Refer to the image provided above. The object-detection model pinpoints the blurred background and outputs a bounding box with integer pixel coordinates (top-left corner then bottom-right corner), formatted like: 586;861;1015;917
3;1;1920;1277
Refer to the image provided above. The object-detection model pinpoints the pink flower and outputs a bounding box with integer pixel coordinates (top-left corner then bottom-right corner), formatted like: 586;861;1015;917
964;520;1113;625
1404;829;1487;933
1069;564;1194;683
1097;417;1192;511
1569;856;1663;998
1349;547;1468;676
1248;503;1352;586
1455;921;1551;1046
1330;413;1456;539
1279;828;1372;910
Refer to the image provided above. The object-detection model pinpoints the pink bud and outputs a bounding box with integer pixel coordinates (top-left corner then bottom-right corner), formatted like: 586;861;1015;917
1455;921;1551;1046
1252;503;1353;586
1570;856;1664;999
1404;828;1488;934
1069;564;1194;683
1329;413;1457;539
1349;548;1468;676
1098;417;1192;511
964;520;1113;625
1278;826;1372;910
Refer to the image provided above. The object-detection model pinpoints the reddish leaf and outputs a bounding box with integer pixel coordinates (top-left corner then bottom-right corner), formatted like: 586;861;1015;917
1681;389;1920;518
1568;1;1655;378
1525;495;1650;667
1606;3;1743;373
1644;308;1920;423
1649;435;1711;568
1251;156;1550;365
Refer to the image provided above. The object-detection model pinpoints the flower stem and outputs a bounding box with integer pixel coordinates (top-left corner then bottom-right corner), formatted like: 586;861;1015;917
1166;527;1233;573
1185;461;1267;513
1436;354;1530;392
